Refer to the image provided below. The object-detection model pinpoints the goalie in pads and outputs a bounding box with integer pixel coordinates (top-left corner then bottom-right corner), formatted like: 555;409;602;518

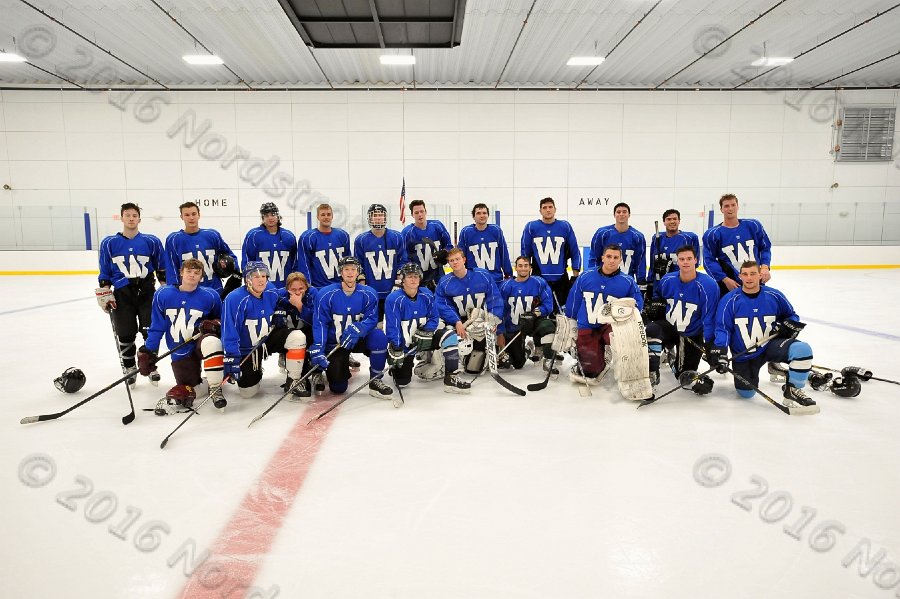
564;244;654;401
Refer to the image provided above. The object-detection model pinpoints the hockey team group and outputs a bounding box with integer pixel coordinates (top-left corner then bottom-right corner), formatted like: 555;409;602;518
65;192;865;423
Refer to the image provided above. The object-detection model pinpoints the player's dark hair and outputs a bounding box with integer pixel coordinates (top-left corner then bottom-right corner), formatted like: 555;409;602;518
613;202;630;215
471;203;489;218
539;197;555;208
515;255;531;266
602;243;623;257
719;194;738;208
740;260;759;271
120;203;141;217
663;208;680;220
675;245;696;258
179;201;199;214
409;199;426;212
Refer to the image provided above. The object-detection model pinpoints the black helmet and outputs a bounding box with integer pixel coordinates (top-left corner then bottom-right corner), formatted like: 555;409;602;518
338;255;362;274
830;376;861;398
54;367;86;394
259;202;281;226
399;262;423;282
367;204;388;230
213;253;237;278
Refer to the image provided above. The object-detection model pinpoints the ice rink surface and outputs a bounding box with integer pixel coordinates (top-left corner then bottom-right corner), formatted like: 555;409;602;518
2;270;899;599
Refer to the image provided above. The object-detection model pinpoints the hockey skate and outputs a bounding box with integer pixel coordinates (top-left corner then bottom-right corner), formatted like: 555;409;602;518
210;385;227;410
768;362;788;382
149;370;161;386
569;364;604;386
649;370;660;389
311;372;326;394
126;373;137;389
782;383;817;408
368;377;394;399
443;372;472;394
542;358;559;379
278;354;287;374
497;351;511;370
349;356;361;371
283;376;312;403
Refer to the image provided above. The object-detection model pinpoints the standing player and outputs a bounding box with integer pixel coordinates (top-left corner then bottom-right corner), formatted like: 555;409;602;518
434;248;505;374
401;199;453;291
296;203;352;288
587;202;647;292
643;246;719;394
709;261;817;409
702;194;773;296
221;262;310;399
499;256;556;373
646;209;700;300
384;263;471;394
96;202;167;386
137;259;225;414
164;201;238;295
241;202;297;289
457;203;513;284
354;203;408;318
520;197;581;308
308;256;393;399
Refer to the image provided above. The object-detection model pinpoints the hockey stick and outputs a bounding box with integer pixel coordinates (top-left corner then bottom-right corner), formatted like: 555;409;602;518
307;367;390;425
248;345;341;428
108;312;136;426
467;329;522;381
484;326;526;396
812;364;899;386
162;333;271;447
21;332;202;424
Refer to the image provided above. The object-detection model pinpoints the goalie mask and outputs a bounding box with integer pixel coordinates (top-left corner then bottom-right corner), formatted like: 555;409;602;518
54;367;86;394
367;204;388;230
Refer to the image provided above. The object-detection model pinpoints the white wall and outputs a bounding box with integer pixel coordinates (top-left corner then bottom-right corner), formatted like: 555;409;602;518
1;88;899;263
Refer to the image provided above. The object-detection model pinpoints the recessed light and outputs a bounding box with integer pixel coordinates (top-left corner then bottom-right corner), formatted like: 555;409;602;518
380;55;415;65
567;56;605;66
0;52;27;63
183;54;224;65
751;57;793;67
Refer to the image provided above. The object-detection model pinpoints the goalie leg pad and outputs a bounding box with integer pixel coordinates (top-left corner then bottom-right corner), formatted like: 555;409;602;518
607;307;653;401
199;335;224;387
464;349;486;374
414;348;445;381
551;316;578;353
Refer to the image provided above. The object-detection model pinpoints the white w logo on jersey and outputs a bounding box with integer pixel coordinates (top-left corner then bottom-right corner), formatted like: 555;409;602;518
665;299;699;332
735;316;777;349
112;255;151;278
365;250;397;281
581;292;608;325
332;314;356;342
181;249;217;280
533;236;564;266
165;308;203;343
452;293;486;318
315;248;346;279
468;242;498;270
244;318;271;347
400;317;426;346
507;296;534;325
258;250;291;282
618;250;635;275
722;241;756;272
415;242;438;269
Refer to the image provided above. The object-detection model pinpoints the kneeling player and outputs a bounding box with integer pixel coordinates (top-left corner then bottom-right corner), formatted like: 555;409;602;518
499;256;557;373
710;260;817;410
222;262;309;399
308;256;393;399
138;259;225;414
385;263;470;394
643;245;719;395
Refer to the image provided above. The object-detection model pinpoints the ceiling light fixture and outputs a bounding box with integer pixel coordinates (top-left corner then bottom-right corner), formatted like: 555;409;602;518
380;55;415;65
0;52;27;63
751;57;793;67
567;56;605;66
183;54;224;65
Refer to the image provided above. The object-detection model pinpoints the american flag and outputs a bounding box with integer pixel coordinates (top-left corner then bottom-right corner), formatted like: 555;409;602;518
399;178;406;224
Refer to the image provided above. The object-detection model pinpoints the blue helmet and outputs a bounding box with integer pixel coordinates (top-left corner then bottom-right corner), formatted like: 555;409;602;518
243;260;270;287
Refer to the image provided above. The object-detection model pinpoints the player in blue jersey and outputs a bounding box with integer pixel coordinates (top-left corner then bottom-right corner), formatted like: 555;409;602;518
587;202;647;292
355;203;408;318
221;261;310;400
276;272;323;393
457;203;513;284
702;194;773;296
566;244;643;385
296;203;352;288
646;209;701;300
241;202;297;289
709;261;816;409
434;247;505;374
164;201;238;296
643;246;719;394
95;203;167;387
384;263;471;394
520;197;581;309
308;256;393;399
401;199;453;291
499;256;557;373
137;258;226;414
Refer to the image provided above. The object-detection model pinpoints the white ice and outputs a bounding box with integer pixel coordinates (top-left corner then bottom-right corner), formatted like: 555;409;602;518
2;270;899;599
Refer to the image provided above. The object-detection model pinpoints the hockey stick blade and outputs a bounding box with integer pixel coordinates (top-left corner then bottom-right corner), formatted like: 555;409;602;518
527;352;561;392
491;373;526;396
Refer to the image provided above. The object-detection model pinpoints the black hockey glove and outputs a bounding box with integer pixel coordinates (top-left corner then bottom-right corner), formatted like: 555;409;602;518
842;366;872;381
413;329;434;353
271;309;288;329
434;249;448;265
642;297;667;322
773;319;806;339
706;345;729;375
519;311;536;335
387;344;407;369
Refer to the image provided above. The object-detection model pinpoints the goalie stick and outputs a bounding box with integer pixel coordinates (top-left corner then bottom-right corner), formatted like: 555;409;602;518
21;332;203;425
484;326;526;396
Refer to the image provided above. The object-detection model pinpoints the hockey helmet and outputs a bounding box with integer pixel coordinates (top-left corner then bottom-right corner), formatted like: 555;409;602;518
259;202;282;225
213;253;237;278
338;255;362;276
830;376;861;398
367;203;388;230
399;262;423;282
54;367;86;394
243;260;270;287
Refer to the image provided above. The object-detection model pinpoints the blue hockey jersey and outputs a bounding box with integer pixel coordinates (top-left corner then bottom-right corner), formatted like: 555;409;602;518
145;285;222;362
646;231;701;282
276;286;318;330
499;276;554;332
653;271;720;340
354;229;408;298
241;226;298;288
457;223;513;283
384;287;441;350
222;284;281;358
587;225;647;283
702;220;772;283
98;232;166;288
566;268;643;329
520;219;581;282
434;267;504;331
164;229;237;291
402;220;453;285
296;228;352;288
714;286;797;361
310;283;381;354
